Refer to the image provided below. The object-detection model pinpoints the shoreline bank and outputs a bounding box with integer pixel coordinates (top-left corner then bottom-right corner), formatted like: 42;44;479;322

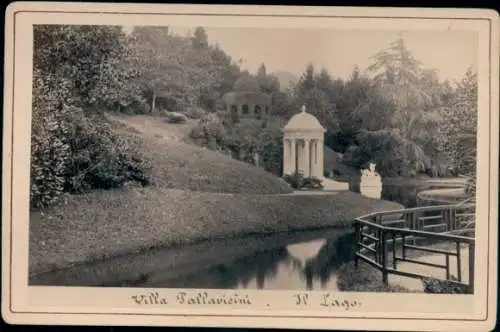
29;187;403;277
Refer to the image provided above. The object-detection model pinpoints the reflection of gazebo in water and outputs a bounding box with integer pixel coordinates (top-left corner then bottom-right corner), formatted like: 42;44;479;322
158;233;355;290
286;239;328;290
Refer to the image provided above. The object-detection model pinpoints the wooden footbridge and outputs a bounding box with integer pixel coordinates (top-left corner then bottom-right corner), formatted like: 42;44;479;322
354;200;476;291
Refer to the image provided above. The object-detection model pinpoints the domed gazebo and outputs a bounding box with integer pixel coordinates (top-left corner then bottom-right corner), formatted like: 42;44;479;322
282;106;326;178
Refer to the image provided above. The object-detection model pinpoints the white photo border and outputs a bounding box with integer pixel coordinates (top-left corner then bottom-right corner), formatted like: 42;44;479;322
2;2;499;331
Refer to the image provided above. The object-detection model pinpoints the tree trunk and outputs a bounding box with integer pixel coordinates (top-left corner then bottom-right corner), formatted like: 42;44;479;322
151;93;156;113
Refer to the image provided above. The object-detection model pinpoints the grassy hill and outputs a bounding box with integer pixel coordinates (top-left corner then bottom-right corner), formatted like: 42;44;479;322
108;114;293;195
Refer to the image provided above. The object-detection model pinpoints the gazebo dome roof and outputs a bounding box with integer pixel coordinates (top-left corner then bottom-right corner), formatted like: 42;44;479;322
284;106;325;132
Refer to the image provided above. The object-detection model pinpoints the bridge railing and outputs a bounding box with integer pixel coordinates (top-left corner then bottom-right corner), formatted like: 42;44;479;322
354;203;476;291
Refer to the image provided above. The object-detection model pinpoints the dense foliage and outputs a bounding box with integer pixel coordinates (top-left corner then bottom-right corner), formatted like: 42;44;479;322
31;25;152;209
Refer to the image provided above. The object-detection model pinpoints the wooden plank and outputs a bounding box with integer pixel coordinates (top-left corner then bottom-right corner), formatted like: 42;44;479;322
385;268;426;280
404;244;457;256
395;257;448;270
361;232;378;241
419;215;442;221
382;219;406;225
358;242;377;253
456;213;476;217
423;223;447;229
355;253;382;269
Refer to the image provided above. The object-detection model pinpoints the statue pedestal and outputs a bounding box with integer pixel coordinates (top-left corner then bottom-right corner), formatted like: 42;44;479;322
360;164;382;199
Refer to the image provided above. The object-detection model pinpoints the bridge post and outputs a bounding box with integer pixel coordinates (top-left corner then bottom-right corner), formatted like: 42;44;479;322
392;232;397;269
442;209;449;231
354;221;359;268
456;241;462;282
469;243;475;293
381;230;388;285
452;208;457;230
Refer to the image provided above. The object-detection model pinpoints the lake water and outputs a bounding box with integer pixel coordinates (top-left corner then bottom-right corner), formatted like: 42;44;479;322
31;228;356;290
31;180;429;289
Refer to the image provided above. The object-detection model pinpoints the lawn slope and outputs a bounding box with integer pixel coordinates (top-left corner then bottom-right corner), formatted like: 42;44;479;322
30;188;402;275
109;114;293;195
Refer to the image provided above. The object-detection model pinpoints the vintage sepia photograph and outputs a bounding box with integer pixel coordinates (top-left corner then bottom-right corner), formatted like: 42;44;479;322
2;2;498;331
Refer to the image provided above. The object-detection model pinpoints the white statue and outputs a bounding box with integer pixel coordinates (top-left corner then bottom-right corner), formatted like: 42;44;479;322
360;161;382;199
369;162;375;173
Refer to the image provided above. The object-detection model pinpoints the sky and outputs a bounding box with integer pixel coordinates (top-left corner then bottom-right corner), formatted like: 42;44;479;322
124;25;477;83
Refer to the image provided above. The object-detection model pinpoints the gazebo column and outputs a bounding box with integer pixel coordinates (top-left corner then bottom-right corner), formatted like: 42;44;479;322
290;139;296;174
317;139;324;178
311;139;318;178
297;140;304;175
283;139;289;175
303;138;310;177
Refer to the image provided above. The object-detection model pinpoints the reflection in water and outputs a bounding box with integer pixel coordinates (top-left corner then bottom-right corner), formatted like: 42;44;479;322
146;232;356;291
286;239;327;266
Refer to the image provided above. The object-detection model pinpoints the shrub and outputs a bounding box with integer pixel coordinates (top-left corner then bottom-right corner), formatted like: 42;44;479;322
189;113;228;150
283;172;304;189
422;277;472;294
303;176;324;189
283;172;323;190
30;106;72;209
165;112;187;124
184;107;207;119
30;71;74;209
63;111;152;194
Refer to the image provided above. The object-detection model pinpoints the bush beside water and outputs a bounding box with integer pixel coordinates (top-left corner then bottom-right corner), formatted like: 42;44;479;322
422;277;472;294
336;262;411;292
